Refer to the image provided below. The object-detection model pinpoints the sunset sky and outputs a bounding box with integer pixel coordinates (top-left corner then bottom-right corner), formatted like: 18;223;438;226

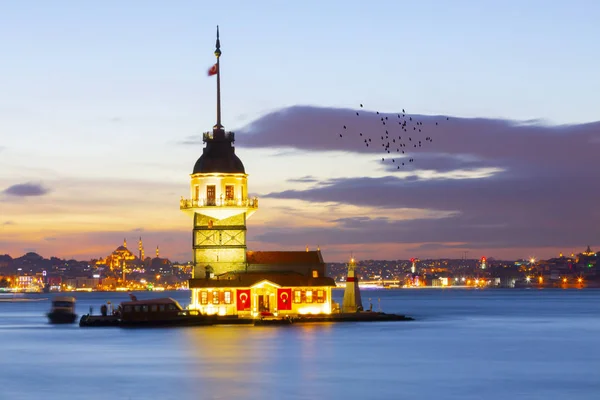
1;1;600;262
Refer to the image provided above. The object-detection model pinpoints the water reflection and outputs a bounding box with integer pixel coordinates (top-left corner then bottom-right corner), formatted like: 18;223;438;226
182;324;339;399
1;290;600;400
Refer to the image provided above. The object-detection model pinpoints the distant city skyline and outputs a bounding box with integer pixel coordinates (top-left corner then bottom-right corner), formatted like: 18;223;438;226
1;1;600;261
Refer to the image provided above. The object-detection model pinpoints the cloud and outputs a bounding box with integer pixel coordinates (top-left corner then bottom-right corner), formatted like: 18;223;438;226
224;105;600;258
1;221;15;226
179;135;203;145
287;175;319;183
236;106;600;174
2;182;50;197
44;237;57;241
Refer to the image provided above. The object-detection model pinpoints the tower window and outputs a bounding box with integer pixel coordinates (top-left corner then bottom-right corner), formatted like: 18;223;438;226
206;185;216;206
225;185;234;201
194;185;200;201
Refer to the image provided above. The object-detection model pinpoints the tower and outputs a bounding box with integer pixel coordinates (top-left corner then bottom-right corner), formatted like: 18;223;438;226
180;26;258;278
156;245;160;258
138;237;143;263
342;257;363;313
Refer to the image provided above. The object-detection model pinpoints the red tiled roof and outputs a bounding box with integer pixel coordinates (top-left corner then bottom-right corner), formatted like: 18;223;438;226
189;271;335;289
246;251;323;265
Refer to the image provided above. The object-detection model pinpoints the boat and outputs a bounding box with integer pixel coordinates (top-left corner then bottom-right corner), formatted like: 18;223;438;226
79;295;215;328
47;296;78;324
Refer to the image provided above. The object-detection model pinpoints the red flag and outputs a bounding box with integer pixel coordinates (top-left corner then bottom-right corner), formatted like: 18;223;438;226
207;63;218;76
236;289;251;311
277;288;292;311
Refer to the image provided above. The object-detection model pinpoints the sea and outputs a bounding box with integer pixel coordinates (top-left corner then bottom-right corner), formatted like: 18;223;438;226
1;288;599;400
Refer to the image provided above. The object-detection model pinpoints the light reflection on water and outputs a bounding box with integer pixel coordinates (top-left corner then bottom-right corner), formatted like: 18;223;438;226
0;289;599;399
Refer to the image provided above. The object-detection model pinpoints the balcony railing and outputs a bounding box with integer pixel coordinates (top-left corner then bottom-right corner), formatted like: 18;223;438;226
180;197;258;209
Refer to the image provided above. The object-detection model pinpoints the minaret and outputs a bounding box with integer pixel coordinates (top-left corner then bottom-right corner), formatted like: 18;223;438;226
156;245;160;258
123;238;127;248
138;237;143;263
410;258;416;274
342;257;363;313
180;26;258;278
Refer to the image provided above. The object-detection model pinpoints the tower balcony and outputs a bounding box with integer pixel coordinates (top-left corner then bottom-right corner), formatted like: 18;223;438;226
180;197;258;220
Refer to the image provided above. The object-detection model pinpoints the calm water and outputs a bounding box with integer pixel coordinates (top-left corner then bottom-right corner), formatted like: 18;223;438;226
1;288;599;400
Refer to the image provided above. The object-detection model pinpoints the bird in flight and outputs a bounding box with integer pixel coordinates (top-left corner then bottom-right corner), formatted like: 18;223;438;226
338;103;448;171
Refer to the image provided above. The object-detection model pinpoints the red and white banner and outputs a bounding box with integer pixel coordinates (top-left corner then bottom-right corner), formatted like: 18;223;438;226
277;288;292;311
207;63;218;76
236;289;251;311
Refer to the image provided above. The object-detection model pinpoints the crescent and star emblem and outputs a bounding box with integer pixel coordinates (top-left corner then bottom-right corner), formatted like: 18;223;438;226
239;293;248;303
280;292;289;302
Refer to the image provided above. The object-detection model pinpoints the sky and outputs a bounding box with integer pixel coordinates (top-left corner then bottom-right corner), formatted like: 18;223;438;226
1;1;600;262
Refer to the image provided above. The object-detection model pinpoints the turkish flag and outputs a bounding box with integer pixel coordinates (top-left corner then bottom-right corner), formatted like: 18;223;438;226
207;63;218;76
277;288;292;311
236;289;251;311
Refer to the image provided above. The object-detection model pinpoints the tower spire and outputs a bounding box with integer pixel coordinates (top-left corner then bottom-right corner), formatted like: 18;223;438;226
214;25;223;131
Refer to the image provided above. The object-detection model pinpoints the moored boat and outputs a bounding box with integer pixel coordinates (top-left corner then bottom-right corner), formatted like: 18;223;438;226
47;296;77;324
79;295;215;328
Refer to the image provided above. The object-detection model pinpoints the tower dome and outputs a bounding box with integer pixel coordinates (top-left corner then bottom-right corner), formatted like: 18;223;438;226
192;130;245;174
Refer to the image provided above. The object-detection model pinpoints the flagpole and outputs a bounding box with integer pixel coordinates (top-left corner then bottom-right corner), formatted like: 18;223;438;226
215;25;222;131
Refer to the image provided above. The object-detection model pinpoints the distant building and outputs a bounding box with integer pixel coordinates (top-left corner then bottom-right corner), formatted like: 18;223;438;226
95;238;137;270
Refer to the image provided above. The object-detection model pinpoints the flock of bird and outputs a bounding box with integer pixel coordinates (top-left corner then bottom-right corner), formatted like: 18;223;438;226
339;104;449;169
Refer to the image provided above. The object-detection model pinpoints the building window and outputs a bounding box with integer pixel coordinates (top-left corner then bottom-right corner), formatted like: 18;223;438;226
224;291;232;304
194;185;200;200
212;291;219;304
312;270;319;278
306;290;313;303
317;290;325;303
201;291;208;305
294;290;302;303
225;185;234;201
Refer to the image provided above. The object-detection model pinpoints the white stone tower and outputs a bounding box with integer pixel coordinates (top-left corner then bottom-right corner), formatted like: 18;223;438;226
342;257;363;313
180;27;258;278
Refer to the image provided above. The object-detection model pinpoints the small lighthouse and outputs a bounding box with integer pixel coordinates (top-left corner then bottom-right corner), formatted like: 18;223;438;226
342;257;363;313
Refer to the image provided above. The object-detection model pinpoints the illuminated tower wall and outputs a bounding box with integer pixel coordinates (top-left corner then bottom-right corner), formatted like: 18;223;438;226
183;170;257;277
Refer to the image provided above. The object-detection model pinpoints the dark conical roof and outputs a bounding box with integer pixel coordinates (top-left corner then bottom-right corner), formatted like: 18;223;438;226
192;129;245;174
